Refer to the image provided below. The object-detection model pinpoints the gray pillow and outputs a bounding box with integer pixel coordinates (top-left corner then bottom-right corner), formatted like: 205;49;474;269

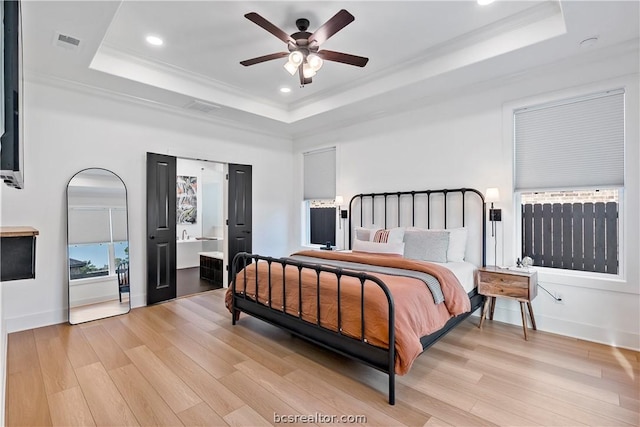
403;229;449;263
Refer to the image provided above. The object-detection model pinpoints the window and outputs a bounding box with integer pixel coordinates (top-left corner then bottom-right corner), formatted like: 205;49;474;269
520;189;619;274
308;200;337;246
303;147;337;246
514;89;624;275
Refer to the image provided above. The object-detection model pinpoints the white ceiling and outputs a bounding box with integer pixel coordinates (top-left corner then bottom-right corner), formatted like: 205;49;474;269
20;1;640;138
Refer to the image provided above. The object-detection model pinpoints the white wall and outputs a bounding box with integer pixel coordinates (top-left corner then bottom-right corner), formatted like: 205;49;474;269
0;78;295;332
295;48;640;350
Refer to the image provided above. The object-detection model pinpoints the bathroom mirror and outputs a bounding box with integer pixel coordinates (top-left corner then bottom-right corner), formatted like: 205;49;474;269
67;168;130;324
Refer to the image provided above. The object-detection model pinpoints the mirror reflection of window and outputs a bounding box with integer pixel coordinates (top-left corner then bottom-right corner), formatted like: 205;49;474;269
66;168;130;324
68;243;110;280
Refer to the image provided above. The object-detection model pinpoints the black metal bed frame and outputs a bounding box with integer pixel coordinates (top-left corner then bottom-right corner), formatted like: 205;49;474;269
231;188;486;405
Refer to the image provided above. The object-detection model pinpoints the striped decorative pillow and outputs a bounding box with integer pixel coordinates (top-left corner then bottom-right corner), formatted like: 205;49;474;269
372;229;391;243
369;227;405;244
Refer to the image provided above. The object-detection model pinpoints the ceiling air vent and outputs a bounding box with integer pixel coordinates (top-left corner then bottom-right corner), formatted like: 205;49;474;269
184;100;221;114
54;32;81;51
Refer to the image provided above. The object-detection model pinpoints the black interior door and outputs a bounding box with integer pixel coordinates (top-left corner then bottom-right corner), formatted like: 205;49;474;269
228;163;252;283
146;152;177;304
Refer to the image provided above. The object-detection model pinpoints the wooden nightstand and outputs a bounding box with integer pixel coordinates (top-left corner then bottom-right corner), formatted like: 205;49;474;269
477;266;538;340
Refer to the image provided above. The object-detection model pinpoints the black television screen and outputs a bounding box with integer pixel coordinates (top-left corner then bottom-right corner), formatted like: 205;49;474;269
1;0;23;189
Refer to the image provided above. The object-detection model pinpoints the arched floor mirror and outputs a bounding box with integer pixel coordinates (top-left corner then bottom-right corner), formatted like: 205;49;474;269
67;168;130;324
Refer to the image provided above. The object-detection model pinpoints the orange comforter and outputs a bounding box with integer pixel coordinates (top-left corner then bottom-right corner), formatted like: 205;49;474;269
226;250;471;374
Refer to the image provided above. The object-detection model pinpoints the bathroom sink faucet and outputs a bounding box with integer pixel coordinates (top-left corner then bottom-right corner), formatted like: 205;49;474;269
182;229;188;240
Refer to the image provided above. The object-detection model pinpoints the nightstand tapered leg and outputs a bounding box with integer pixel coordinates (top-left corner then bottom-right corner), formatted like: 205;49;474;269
479;297;491;329
519;302;528;340
527;301;537;330
489;297;496;320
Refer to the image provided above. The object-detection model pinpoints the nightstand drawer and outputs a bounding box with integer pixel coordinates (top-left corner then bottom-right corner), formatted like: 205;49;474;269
478;271;529;287
478;280;529;299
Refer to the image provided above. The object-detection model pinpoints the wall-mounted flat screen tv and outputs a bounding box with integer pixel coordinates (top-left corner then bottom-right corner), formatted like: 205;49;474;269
1;0;23;189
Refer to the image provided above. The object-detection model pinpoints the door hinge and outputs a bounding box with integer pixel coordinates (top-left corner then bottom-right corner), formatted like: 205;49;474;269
225;265;229;271
226;219;229;225
226;174;229;180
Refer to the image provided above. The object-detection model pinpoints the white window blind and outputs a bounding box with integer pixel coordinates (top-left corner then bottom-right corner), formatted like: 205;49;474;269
303;147;336;200
111;208;128;242
514;89;624;191
68;208;111;244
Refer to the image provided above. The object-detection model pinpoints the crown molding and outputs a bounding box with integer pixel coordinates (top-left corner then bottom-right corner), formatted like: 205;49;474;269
24;69;291;141
90;44;292;123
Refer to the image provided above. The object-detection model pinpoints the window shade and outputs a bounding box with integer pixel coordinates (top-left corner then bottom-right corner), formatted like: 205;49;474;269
303;147;336;200
514;89;624;191
68;208;111;244
111;208;128;242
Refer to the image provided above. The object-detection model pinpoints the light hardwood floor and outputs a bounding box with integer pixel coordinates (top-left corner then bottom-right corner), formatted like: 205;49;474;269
5;288;639;426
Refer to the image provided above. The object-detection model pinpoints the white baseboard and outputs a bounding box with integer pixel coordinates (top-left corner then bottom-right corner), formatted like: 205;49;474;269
5;292;149;333
5;307;68;333
486;306;640;351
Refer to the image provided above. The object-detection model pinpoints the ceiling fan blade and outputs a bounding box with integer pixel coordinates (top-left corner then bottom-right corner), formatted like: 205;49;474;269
245;12;295;44
308;9;354;46
317;50;369;67
240;52;288;66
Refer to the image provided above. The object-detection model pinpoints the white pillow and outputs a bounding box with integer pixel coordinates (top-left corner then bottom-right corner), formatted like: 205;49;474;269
446;227;468;262
355;227;375;242
353;239;405;256
403;229;449;263
369;227;405;244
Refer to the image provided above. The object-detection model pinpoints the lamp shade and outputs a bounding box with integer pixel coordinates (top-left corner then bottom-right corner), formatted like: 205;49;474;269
485;188;500;203
289;51;303;65
302;63;316;78
284;61;299;76
334;195;344;205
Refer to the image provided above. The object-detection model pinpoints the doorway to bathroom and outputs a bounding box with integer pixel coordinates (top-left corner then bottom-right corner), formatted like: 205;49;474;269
147;153;252;305
175;158;225;297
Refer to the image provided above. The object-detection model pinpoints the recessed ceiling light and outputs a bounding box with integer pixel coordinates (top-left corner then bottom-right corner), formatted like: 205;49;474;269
146;35;164;46
477;0;495;5
279;87;292;93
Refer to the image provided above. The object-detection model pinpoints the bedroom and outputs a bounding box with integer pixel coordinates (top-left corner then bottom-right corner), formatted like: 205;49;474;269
0;0;638;425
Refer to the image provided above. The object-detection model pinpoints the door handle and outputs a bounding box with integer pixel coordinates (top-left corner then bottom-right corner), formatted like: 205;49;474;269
242;231;251;234
149;235;155;240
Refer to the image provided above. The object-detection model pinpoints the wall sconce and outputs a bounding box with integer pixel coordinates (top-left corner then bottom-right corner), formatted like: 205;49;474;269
334;196;344;229
485;188;501;266
485;188;501;236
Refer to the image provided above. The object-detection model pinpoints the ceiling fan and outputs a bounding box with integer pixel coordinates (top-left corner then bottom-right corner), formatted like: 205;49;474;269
240;9;369;86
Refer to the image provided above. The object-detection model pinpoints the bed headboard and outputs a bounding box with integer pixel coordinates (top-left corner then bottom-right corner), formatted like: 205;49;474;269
348;188;486;267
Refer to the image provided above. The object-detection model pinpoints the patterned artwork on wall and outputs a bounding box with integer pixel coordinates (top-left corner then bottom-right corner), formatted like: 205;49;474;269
177;176;197;224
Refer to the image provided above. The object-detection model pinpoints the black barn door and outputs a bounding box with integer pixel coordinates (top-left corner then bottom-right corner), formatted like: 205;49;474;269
146;153;177;304
228;163;252;283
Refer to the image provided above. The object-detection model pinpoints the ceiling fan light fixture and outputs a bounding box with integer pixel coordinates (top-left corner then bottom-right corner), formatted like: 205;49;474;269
288;50;304;65
284;60;299;75
240;10;369;86
302;63;316;79
307;53;324;71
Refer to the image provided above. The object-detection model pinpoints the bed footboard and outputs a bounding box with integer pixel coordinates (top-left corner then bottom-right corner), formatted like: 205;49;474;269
231;252;397;404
